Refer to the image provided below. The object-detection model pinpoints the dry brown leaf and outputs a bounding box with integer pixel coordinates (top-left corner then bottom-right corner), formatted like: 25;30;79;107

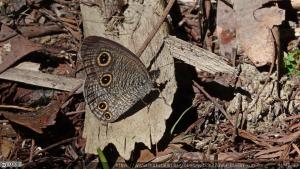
218;152;244;161
2;98;61;134
268;130;300;143
285;114;300;121
181;152;206;161
137;146;175;163
216;0;236;58
257;151;282;159
255;145;287;157
151;154;174;163
137;149;155;162
234;0;285;67
292;144;300;157
0;24;43;73
171;134;194;145
289;123;300;131
0;139;14;158
292;0;300;9
17;24;64;38
280;144;291;159
238;129;273;148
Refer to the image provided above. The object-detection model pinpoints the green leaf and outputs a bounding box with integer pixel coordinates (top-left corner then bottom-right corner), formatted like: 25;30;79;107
284;60;291;66
288;55;295;62
283;49;300;77
97;148;110;169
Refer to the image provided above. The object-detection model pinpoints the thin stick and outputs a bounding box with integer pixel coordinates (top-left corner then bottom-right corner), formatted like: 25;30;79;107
29;139;35;162
0;105;35;112
32;137;77;159
192;80;235;126
136;0;175;57
65;110;85;116
170;105;194;134
184;113;207;134
241;28;277;127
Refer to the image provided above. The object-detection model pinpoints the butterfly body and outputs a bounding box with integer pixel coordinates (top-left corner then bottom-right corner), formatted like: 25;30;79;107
81;36;152;122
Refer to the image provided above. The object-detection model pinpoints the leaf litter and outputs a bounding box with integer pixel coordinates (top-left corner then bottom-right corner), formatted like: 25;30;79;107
0;0;300;168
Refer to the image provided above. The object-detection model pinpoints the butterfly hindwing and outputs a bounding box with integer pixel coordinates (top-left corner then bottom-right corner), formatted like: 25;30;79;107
81;36;152;122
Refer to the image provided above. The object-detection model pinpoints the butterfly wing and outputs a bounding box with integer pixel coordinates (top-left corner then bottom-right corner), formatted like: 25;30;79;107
81;36;152;122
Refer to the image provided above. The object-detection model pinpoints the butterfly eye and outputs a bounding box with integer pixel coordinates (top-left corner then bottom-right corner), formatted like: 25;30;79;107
97;51;111;66
98;101;108;111
99;73;112;87
104;111;112;120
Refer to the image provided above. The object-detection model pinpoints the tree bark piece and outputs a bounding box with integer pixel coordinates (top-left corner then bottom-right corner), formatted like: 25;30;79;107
164;36;236;74
0;68;83;92
81;0;176;160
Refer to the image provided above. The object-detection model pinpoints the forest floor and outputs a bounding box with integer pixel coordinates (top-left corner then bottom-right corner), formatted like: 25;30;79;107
1;0;300;168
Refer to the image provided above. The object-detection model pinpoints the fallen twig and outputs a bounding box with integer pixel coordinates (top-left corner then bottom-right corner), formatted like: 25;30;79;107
0;105;35;112
136;0;175;57
32;137;77;159
193;80;235;126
